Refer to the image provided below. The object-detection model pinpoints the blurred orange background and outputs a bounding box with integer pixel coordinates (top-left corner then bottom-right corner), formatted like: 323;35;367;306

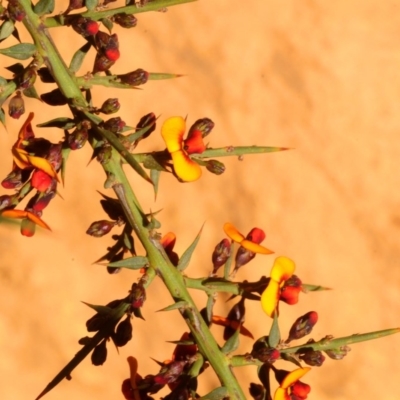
0;0;400;399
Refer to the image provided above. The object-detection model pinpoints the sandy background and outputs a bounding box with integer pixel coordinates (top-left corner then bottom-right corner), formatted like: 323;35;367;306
0;0;400;399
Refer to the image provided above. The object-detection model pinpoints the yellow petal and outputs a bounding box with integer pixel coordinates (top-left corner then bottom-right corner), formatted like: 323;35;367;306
171;150;202;182
270;256;295;283
161;116;185;153
223;222;245;243
274;387;290;400
12;148;30;169
26;211;51;231
27;155;59;181
280;367;311;389
261;279;280;317
241;239;274;254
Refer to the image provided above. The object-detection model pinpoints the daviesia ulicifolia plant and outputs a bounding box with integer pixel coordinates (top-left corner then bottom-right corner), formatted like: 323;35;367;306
0;1;398;399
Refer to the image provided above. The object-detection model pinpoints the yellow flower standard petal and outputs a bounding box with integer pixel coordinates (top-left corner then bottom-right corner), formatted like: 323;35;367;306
171;150;202;182
161;116;185;153
270;256;295;283
280;367;311;389
223;222;245;243
241;239;274;254
261;279;280;317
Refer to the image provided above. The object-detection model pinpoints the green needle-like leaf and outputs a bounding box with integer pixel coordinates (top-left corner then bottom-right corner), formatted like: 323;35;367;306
157;300;189;312
0;43;36;60
106;255;149;270
221;327;241;355
198;146;290;159
177;224;204;271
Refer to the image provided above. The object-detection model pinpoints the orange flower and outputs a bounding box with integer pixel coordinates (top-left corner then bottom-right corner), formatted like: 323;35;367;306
274;367;311;400
161;116;206;182
261;256;295;318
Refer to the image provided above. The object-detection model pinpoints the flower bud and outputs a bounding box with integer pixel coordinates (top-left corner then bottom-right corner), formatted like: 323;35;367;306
113;315;133;347
8;91;25;119
31;191;56;213
71;16;99;37
324;345;351;360
0;195;14;211
21;217;36;237
64;0;84;14
113;13;137;28
280;275;302;305
135;112;156;140
86;220;116;237
93;53;115;73
2;169;23;189
249;383;265;400
298;348;325;367
154;361;186;385
19;68;37;90
286;311;318;343
37;68;55;83
129;282;146;308
47;143;63;171
211;238;231;274
41;88;68;106
102;117;126;134
188;118;214;139
96;144;112;165
7;0;26;22
224;298;245;340
91;339;108;366
118;69;149;86
205;159;225;175
251;339;280;363
68;124;89;150
100;98;120;115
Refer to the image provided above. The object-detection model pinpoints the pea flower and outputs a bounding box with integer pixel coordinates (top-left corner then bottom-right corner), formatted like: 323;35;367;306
160;232;179;266
223;222;273;275
261;256;296;317
274;367;311;400
161;116;206;182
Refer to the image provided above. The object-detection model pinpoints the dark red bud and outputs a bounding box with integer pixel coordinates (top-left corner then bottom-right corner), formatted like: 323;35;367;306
86;313;108;332
7;0;26;22
118;69;149;86
188;118;214;139
211;238;231;274
96;145;112;165
64;0;84;14
47;143;63;171
93;53;115;73
205;159;225;175
287;311;318;343
234;246;255;272
154;361;186;385
113;13;137;28
41;88;68;106
135;112;156;140
129;282;146;308
102;117;126;134
21;217;36;237
95;31;111;49
31;191;56;212
2;169;23;189
68;125;89;150
19;68;37;90
8;91;25;119
86;220;115;237
224;298;245;340
251;338;280;363
91;339;108;366
113;315;133;347
298;348;325;367
104;47;120;62
100;98;120;114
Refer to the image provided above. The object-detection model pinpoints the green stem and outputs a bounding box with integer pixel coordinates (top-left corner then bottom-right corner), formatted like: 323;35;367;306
20;2;245;398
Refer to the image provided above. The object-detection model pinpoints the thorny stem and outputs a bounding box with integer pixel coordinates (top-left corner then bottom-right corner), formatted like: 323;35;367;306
19;0;246;398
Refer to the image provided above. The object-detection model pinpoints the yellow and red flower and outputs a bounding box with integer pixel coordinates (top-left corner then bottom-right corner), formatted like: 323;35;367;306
161;116;206;182
274;367;311;400
261;256;297;317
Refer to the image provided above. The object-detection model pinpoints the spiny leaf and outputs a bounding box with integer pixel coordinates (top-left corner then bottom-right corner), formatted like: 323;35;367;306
105;255;149;270
33;0;55;16
268;313;280;348
177;224;204;271
150;169;161;200
69;42;92;74
197;145;291;159
221;325;240;355
0;43;36;60
157;301;189;312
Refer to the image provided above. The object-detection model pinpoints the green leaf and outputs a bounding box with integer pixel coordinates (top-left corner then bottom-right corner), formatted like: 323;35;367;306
177;224;204;272
205;294;215;325
81;301;114;314
0;43;36;60
23;86;41;101
157;301;189;312
33;0;55;16
150;169;161;199
106;255;149;270
37;117;76;129
198;145;290;159
221;325;240;355
280;352;302;368
268;314;280;348
61;147;71;186
0;21;15;41
198;387;229;400
302;283;332;292
69;42;92;74
101;18;113;33
148;72;183;80
85;0;98;11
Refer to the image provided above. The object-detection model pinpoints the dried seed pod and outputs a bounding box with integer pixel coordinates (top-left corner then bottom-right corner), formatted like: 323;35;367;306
86;220;116;237
113;315;133;347
91;339;108;366
113;13;137;28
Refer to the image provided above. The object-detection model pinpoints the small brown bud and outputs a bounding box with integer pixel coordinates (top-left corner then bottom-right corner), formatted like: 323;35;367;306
205;159;225;175
325;345;351;360
211;238;231;274
96;144;112;165
86;314;108;332
86;220;115;237
188;118;215;139
91;339;108;366
7;0;26;22
100;98;120;114
102;117;126;134
129;282;146;308
19;68;37;90
113;13;137;28
64;0;84;15
298;348;325;367
118;69;149;86
286;311;318;343
93;53;115;73
8;91;25;119
68;127;88;150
